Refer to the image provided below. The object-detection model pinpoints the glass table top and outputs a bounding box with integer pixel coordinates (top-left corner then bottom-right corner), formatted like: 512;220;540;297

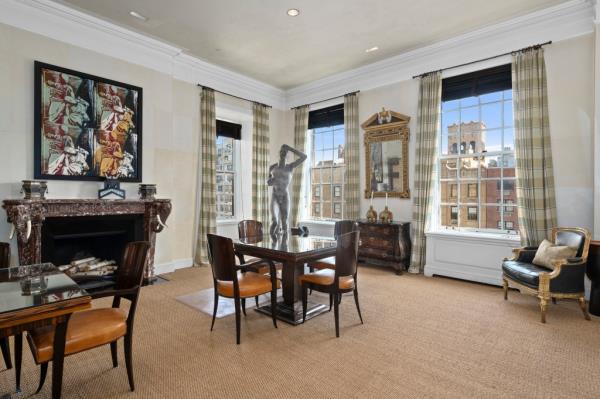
0;263;88;315
234;234;336;254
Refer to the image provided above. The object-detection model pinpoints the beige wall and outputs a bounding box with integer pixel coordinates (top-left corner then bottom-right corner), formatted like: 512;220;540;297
354;33;595;231
0;22;294;267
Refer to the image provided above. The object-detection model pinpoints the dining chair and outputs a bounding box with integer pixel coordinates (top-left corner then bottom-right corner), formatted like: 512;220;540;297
308;220;357;272
207;234;279;344
0;242;12;371
25;241;151;394
300;231;363;337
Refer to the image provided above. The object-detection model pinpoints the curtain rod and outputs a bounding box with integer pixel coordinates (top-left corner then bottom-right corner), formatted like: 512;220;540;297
196;84;272;108
290;90;360;110
412;41;552;79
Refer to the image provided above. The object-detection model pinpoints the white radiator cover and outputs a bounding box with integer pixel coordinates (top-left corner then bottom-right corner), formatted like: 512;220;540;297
424;231;520;286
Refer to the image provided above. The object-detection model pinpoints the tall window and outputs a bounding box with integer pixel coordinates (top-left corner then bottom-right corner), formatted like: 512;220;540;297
307;104;345;220
215;119;241;219
439;64;518;233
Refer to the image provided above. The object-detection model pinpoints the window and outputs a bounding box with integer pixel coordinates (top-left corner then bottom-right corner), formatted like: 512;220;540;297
307;104;345;220
439;64;518;233
215;120;241;220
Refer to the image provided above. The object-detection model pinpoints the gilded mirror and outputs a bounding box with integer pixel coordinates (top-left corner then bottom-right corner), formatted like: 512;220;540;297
362;109;410;198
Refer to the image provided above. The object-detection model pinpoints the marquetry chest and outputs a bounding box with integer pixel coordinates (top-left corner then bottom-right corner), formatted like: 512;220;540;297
356;220;411;275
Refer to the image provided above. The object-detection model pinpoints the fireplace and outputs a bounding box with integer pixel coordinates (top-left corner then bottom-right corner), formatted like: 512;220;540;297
2;198;171;283
41;215;144;290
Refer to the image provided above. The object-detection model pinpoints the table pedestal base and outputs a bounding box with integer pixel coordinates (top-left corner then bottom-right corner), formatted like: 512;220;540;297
256;299;328;325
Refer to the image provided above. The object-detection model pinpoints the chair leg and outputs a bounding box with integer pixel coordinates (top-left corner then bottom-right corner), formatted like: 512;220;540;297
353;288;364;324
579;297;591;321
15;332;22;392
255;295;259;308
309;266;314;295
552;298;557;304
241;298;247;316
302;284;308;323
329;294;333;312
110;341;118;367
338;293;342;305
333;291;340;338
35;362;48;394
539;297;548;323
0;337;11;370
234;297;241;345
210;289;219;331
124;334;135;391
270;290;278;328
502;278;508;300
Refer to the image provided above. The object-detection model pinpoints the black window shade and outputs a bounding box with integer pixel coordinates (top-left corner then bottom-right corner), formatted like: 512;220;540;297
308;103;344;129
442;64;511;102
216;119;241;140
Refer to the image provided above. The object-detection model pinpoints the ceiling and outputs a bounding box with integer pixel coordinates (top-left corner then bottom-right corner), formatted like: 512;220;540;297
58;0;567;89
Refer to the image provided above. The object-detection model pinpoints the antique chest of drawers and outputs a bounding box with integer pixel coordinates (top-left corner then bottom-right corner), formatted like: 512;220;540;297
356;220;411;274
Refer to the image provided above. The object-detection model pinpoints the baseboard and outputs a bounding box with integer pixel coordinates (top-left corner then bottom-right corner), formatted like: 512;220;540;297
154;258;193;276
424;263;503;287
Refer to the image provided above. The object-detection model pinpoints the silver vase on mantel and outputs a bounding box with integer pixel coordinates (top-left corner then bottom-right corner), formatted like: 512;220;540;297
21;180;47;200
138;184;157;200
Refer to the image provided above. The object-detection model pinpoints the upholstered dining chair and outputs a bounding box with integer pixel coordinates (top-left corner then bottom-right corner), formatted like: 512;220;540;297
502;227;591;323
308;220;357;272
207;234;280;344
299;231;363;337
0;242;12;371
25;241;151;394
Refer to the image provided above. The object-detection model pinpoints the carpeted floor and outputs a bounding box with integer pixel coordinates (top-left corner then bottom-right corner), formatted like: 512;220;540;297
1;265;599;399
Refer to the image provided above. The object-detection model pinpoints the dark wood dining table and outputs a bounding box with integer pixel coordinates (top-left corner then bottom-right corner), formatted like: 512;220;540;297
233;233;336;325
0;263;91;399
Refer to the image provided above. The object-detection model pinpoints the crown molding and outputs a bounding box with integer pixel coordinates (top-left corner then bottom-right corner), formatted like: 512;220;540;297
285;0;596;108
0;0;286;109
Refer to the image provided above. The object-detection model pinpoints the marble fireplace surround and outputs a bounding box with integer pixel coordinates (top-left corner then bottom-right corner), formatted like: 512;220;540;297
2;199;171;281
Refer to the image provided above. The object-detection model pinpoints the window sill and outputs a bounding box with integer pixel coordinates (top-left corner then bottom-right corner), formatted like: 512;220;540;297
425;229;520;246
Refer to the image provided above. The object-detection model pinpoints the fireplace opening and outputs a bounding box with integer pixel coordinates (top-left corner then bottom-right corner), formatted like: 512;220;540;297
42;215;144;291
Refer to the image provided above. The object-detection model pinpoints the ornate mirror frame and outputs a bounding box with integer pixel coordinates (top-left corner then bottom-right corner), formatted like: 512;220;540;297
362;110;410;199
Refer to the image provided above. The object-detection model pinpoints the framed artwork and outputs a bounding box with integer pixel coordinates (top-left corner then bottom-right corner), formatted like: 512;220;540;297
34;61;143;181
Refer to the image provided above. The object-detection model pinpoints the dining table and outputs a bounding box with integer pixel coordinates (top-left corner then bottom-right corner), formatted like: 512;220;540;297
233;232;337;325
0;263;91;399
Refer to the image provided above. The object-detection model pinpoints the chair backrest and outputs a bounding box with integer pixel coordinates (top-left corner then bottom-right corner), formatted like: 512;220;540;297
334;220;357;239
207;234;237;282
334;231;360;278
0;242;9;269
116;241;151;291
553;227;590;259
238;220;263;239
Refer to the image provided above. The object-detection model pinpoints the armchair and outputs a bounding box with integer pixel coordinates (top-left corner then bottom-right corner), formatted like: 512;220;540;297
502;227;591;323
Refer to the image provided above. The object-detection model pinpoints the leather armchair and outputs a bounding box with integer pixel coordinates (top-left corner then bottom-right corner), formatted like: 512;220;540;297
502;227;591;323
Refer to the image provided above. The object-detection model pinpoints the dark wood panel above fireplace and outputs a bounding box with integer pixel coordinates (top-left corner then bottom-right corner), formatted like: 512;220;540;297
2;198;171;282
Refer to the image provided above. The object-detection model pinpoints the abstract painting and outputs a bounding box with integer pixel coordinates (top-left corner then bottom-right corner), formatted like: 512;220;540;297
34;61;142;181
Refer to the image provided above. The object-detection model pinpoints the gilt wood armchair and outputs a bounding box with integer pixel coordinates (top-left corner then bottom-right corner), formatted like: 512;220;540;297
502;227;591;323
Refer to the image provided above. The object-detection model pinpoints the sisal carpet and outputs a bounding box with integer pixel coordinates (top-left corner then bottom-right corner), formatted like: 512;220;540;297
1;265;599;399
176;287;274;318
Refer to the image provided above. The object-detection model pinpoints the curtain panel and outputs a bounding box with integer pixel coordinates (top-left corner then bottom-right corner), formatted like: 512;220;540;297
344;93;360;220
252;103;271;228
512;48;557;246
290;106;309;227
194;87;217;266
409;72;441;274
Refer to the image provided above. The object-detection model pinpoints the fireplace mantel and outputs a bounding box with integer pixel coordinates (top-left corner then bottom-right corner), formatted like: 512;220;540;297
2;198;171;281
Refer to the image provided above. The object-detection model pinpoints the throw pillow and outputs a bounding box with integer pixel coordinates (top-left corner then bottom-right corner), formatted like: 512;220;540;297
532;239;577;270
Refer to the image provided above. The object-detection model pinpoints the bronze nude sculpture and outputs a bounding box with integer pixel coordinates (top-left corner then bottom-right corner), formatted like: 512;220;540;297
268;144;307;235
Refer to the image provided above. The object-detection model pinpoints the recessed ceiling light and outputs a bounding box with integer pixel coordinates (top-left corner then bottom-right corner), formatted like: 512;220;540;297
129;11;148;22
365;46;379;53
287;9;300;17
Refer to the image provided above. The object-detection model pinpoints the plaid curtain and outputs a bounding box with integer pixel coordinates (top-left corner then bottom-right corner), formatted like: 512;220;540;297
252;103;270;228
512;48;557;246
194;87;216;266
290;106;309;227
409;72;441;274
344;93;360;219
